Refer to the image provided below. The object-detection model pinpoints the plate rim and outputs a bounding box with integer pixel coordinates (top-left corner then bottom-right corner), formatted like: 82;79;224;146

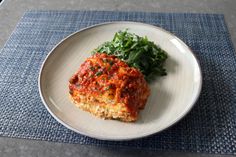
38;21;202;141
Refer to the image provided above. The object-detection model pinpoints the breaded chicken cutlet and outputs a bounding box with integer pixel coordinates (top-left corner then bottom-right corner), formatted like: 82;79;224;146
69;53;150;122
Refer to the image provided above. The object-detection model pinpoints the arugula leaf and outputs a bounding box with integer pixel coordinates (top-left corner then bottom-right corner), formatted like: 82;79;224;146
92;30;168;82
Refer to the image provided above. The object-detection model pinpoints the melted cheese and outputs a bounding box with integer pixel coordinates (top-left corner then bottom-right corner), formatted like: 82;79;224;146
69;53;150;121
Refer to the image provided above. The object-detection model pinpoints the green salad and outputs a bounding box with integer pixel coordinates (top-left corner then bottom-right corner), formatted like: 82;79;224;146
92;30;168;82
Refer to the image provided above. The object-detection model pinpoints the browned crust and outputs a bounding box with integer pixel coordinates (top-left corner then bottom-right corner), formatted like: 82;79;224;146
69;95;137;122
69;53;150;122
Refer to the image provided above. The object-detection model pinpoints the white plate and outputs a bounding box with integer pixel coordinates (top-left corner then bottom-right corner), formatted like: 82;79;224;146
39;22;202;140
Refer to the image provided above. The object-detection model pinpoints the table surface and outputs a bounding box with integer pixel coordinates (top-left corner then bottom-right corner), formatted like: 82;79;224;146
0;0;236;157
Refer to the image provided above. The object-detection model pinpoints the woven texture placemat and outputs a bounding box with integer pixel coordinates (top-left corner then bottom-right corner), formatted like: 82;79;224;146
0;10;236;154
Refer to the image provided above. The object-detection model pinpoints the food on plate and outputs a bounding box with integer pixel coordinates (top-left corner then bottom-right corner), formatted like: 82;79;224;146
93;30;168;82
69;30;168;122
69;53;150;122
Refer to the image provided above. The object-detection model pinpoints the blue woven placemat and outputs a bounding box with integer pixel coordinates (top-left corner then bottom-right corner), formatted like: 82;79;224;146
0;10;236;154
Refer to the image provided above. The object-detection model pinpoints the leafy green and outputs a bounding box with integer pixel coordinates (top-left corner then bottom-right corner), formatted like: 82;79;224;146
92;30;168;82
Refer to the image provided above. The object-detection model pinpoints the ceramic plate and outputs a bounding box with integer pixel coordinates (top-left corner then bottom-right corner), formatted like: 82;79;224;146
39;22;202;140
